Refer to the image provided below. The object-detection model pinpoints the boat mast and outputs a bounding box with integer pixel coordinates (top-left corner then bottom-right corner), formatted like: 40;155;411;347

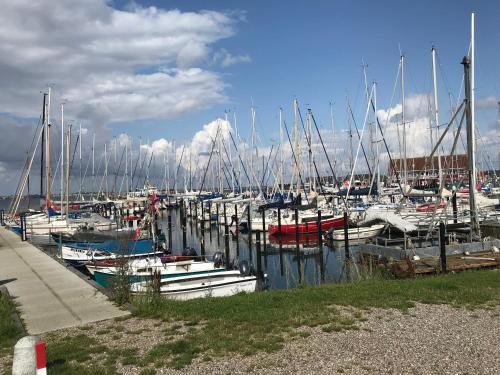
104;143;108;199
400;54;407;188
470;12;477;186
293;98;300;195
60;102;64;217
40;94;47;205
329;102;336;177
79;124;83;200
92;132;95;198
46;86;52;210
431;47;443;190
279;107;284;192
65;124;71;216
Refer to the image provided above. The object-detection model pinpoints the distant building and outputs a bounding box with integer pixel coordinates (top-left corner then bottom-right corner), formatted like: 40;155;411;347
389;154;469;184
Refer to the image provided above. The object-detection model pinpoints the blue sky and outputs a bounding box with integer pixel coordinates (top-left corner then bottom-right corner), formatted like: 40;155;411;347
111;0;499;144
0;0;498;194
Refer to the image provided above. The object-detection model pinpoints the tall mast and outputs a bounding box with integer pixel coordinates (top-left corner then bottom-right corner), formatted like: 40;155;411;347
65;124;71;216
125;142;129;195
92;132;95;197
293;98;300;194
104;143;108;199
471;12;476;184
401;55;407;187
251;107;256;194
60;102;64;217
431;47;443;190
226;111;234;194
329;102;336;174
79;123;82;199
46;86;52;208
374;82;381;194
40;94;47;202
279;107;284;192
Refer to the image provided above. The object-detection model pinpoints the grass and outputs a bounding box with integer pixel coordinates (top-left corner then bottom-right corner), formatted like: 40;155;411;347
0;291;23;354
132;270;500;368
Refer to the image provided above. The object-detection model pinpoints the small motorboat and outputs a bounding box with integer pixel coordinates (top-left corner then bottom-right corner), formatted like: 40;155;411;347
324;223;385;242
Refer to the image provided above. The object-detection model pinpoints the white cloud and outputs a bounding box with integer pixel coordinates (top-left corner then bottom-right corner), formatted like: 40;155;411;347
0;0;241;124
213;48;251;67
476;96;499;109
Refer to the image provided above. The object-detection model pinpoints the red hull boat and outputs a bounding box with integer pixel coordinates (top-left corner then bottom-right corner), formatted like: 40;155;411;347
268;215;344;235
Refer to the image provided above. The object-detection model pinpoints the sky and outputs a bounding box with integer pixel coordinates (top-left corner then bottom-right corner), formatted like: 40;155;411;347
0;0;499;194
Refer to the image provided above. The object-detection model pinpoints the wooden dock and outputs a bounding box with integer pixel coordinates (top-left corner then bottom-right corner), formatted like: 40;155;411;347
0;227;129;334
390;251;500;277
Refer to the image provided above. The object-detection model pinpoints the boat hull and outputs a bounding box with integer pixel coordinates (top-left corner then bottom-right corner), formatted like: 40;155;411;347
268;216;344;235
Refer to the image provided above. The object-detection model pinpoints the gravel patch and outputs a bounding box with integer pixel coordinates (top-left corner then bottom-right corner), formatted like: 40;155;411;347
158;303;500;375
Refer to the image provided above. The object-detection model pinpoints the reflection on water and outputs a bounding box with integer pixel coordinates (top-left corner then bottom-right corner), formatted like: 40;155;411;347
159;209;359;290
0;198;362;291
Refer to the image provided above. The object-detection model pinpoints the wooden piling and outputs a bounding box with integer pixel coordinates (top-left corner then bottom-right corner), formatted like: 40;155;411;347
294;208;299;241
277;208;281;235
317;210;322;242
167;214;172;251
224;223;230;269
439;221;447;273
343;211;350;260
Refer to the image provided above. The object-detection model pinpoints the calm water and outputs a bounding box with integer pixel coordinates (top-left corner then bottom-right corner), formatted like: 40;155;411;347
157;209;358;290
0;198;360;290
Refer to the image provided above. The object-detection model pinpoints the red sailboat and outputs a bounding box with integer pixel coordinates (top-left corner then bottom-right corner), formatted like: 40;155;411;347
268;215;344;235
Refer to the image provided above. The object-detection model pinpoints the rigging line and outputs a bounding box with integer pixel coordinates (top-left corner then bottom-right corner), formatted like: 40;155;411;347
282;117;307;197
347;103;373;177
296;106;324;195
220;136;241;192
198;124;221;197
228;129;252;185
406;101;466;195
309;110;340;193
260;144;275;189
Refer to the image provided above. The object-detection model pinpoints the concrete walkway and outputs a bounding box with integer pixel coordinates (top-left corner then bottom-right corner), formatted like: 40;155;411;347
0;227;129;334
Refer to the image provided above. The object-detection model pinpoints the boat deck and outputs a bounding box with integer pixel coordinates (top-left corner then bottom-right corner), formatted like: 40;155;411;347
0;227;129;334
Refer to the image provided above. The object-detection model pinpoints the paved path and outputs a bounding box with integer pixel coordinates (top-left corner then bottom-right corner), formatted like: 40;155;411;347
0;227;129;334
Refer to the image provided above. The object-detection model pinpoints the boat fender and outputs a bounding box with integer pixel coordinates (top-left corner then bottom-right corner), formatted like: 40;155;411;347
182;247;197;257
213;251;224;268
239;260;251;276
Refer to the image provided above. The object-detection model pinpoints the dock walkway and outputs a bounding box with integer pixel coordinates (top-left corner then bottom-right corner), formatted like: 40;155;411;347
0;227;129;334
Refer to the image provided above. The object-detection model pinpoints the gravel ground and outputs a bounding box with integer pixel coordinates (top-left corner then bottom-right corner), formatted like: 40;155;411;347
1;304;499;374
161;303;500;375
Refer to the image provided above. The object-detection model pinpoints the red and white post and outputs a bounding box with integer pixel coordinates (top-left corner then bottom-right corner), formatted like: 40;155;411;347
35;340;47;375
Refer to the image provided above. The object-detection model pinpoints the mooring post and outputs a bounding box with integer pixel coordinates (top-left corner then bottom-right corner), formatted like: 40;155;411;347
200;200;205;227
167;214;172;251
20;213;25;241
216;203;220;226
294;208;299;241
207;201;212;226
224;223;230;269
223;203;227;226
194;201;198;222
0;209;4;226
247;202;252;233
182;204;187;250
256;231;262;277
234;204;238;231
343;210;350;260
452;192;458;224
261;209;266;234
277;208;281;235
317;210;322;243
439;221;447;273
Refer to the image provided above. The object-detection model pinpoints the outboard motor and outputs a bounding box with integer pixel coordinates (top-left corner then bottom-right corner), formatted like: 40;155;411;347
182;247;197;257
238;260;251;276
213;251;224;268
